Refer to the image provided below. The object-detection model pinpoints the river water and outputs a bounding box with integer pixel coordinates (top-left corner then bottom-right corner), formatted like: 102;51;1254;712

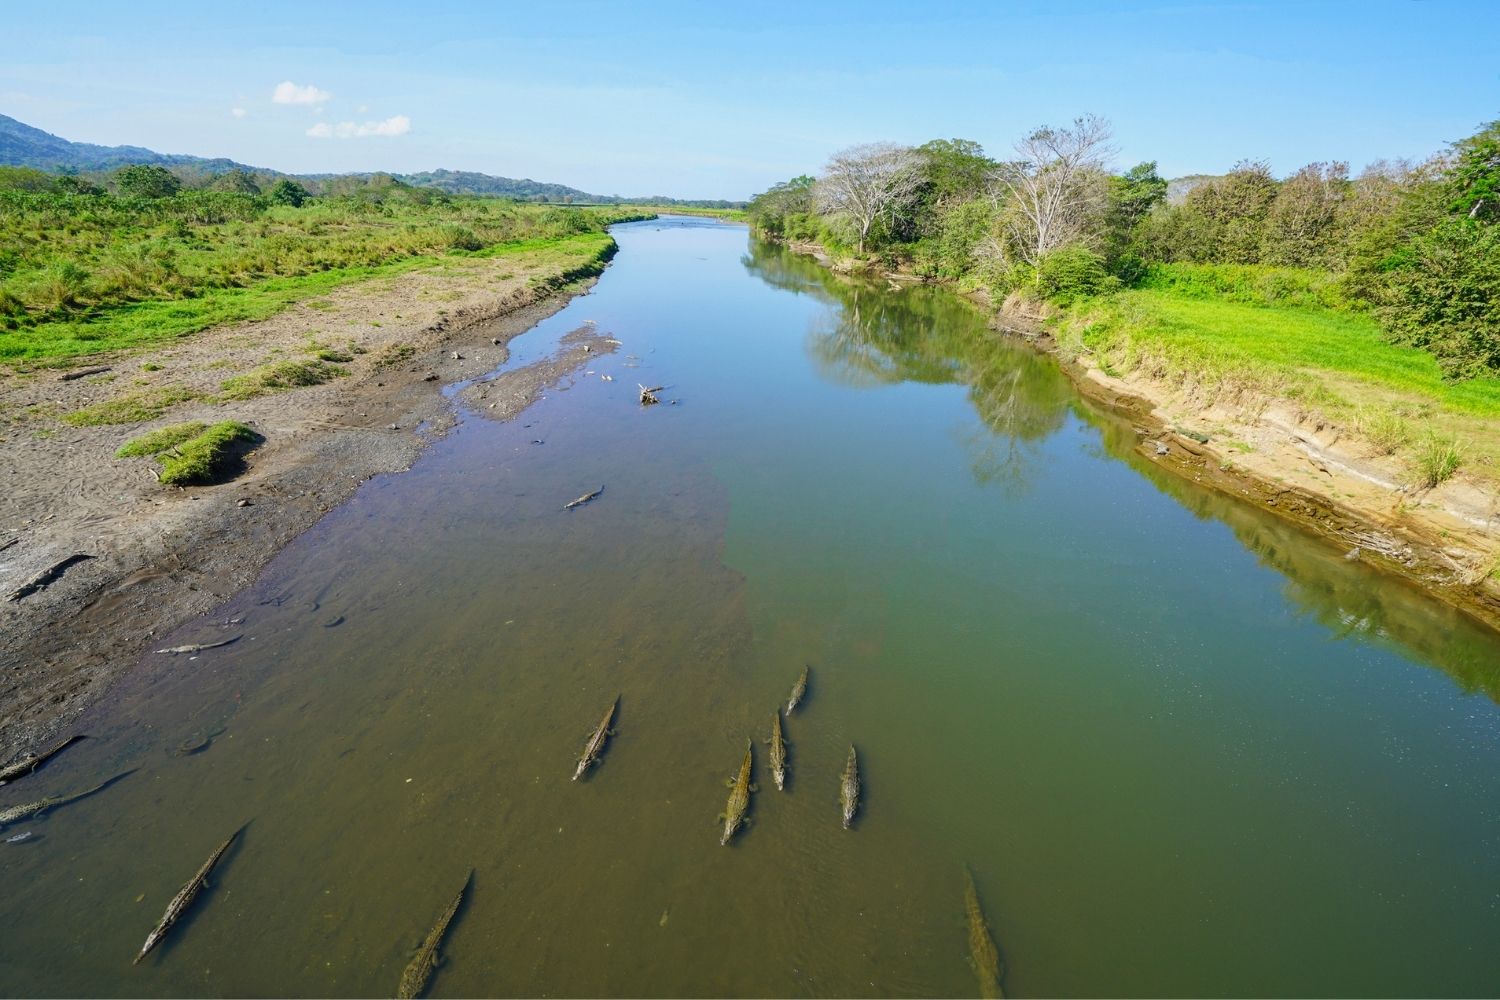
4;216;1500;997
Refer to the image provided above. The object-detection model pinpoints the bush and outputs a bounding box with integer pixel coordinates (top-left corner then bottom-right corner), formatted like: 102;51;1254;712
268;179;310;207
115;165;181;199
1379;220;1500;379
1035;246;1118;303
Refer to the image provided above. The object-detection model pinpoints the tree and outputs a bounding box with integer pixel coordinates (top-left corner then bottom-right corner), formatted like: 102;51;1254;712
209;170;262;195
268;179;311;207
991;114;1115;265
916;138;996;208
747;175;816;238
1108;161;1167;230
114;164;181;199
1261;161;1349;267
816;143;924;253
1184;160;1277;263
1447;119;1500;222
1380;219;1500;379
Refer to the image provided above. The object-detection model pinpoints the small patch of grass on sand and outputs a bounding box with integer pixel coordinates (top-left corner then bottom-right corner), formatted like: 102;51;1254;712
219;359;346;400
116;421;206;458
64;385;200;426
116;419;258;484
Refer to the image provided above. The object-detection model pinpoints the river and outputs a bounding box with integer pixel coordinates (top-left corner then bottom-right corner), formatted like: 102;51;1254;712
3;216;1500;997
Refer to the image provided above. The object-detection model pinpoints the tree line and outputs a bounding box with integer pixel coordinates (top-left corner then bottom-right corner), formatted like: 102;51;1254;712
747;118;1500;379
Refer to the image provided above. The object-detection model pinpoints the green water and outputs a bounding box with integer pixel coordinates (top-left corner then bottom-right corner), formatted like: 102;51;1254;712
4;217;1500;997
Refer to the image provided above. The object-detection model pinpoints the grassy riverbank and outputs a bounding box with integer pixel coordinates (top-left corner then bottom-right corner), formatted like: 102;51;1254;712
1048;264;1500;487
0;187;648;363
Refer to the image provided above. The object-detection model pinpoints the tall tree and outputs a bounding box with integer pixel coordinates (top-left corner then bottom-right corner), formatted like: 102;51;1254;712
1447;119;1500;222
991;114;1115;265
816;143;924;253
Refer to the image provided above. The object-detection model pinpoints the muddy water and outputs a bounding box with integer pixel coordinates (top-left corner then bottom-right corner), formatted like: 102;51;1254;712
5;217;1500;997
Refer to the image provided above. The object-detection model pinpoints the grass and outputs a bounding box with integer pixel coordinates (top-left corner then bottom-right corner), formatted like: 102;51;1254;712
115;419;258;484
64;385;200;426
162;422;257;485
1413;432;1463;489
1;185;640;363
115;420;206;457
1064;289;1500;417
1058;281;1500;486
219;359;346;400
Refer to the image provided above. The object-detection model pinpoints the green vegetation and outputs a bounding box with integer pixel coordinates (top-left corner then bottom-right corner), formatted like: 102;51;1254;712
115;419;258;485
747;117;1500;485
0;169;647;362
115;420;206;457
219;359;347;400
1413;432;1464;489
64;385;200;426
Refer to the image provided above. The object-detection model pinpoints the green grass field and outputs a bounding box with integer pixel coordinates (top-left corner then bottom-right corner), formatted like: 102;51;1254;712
1065;288;1500;417
1057;277;1500;487
0;187;647;363
2;230;619;363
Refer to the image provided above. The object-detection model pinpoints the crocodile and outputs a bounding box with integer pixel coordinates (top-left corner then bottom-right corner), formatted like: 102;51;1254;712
573;696;619;781
154;635;240;655
0;734;86;786
0;769;135;829
786;666;810;714
396;868;472;999
840;745;860;829
563;485;604;511
134;825;242;964
719;740;755;845
964;864;1004;999
767;711;787;791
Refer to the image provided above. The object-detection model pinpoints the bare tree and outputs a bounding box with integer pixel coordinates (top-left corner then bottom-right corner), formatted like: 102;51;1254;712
991;115;1116;265
816;143;925;253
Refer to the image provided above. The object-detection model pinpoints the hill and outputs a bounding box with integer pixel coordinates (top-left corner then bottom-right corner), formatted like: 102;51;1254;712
0;112;743;206
0;112;263;173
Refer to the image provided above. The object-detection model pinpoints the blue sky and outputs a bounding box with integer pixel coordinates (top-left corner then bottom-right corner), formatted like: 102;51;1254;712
4;1;1498;199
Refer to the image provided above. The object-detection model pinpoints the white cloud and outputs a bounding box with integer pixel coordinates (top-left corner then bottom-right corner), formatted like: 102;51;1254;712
357;104;368;113
272;81;332;105
230;107;247;118
306;115;411;139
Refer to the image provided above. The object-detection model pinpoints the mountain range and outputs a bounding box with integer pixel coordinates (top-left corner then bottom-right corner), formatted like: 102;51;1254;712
0;113;740;206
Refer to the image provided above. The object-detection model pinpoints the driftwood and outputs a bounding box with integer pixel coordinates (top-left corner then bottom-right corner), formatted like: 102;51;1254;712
638;384;664;406
563;486;604;511
6;554;92;602
57;366;111;382
154;635;241;655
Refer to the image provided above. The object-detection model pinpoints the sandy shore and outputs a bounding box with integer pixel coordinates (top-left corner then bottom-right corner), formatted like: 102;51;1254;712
0;245;619;752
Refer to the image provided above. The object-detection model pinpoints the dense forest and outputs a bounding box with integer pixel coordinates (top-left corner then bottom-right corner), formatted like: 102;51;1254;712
747;118;1500;381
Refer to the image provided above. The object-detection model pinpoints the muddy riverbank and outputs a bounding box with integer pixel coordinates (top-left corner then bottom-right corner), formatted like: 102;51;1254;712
0;245;623;752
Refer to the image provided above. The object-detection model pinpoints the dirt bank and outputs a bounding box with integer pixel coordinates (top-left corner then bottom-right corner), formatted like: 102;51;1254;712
0;245;622;753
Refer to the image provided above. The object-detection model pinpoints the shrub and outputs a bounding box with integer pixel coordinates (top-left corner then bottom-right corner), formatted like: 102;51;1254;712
1035;246;1118;303
268;179;311;207
1379;220;1500;379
